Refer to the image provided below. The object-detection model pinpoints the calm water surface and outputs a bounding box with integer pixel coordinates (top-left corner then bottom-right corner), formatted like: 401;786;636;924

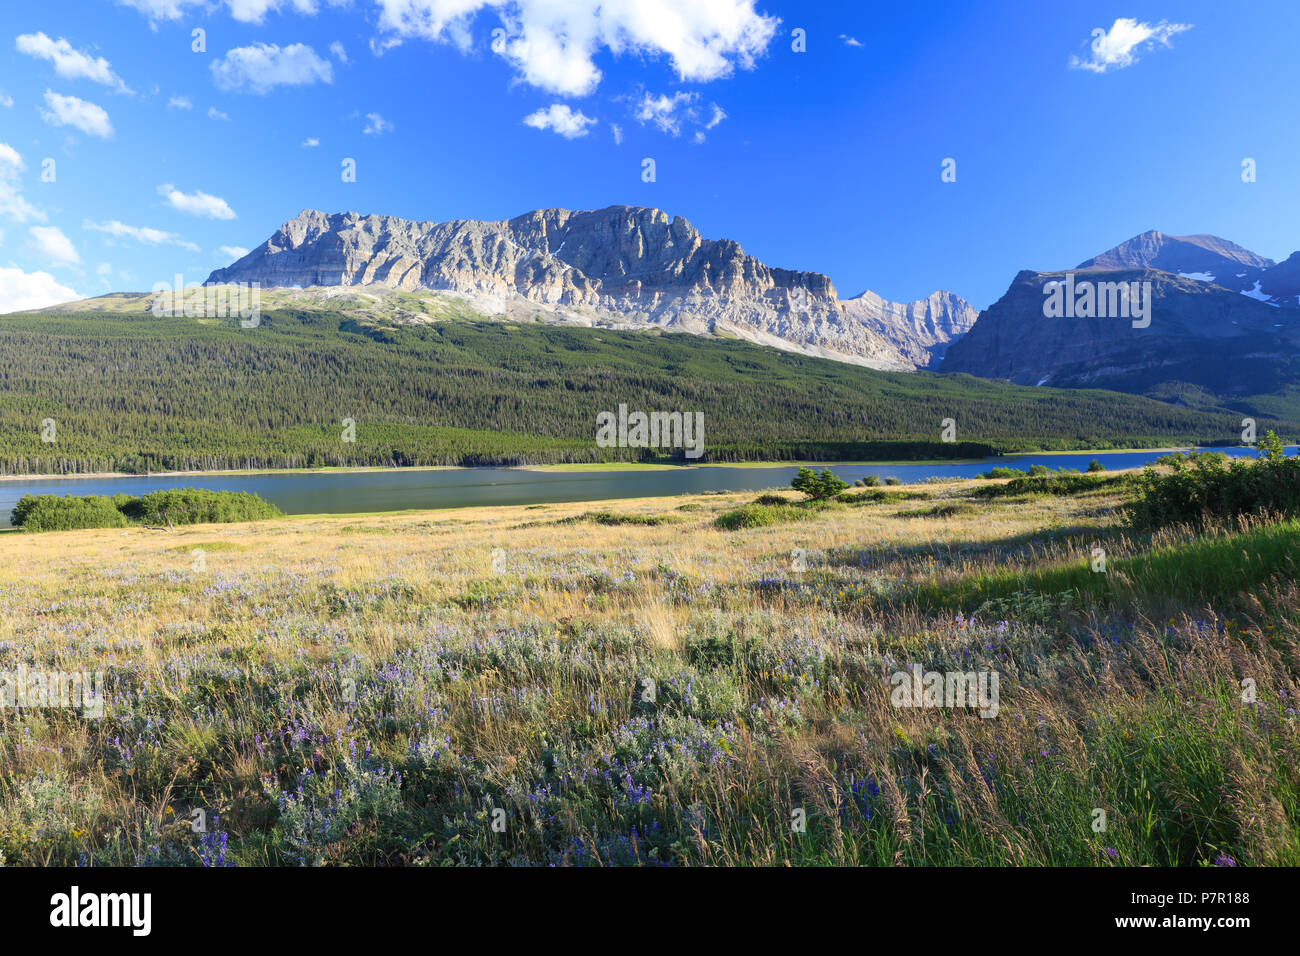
0;446;1290;528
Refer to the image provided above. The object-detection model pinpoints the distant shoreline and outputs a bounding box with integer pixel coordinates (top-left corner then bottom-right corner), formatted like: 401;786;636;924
0;446;1220;484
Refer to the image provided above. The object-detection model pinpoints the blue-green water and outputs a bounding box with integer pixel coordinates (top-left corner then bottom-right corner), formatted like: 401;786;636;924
0;446;1289;527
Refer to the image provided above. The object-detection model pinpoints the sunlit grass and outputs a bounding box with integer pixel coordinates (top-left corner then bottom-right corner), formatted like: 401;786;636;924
0;483;1296;866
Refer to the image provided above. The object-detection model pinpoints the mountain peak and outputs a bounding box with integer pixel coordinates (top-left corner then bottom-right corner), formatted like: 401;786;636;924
213;204;805;300
205;205;975;371
1077;231;1274;274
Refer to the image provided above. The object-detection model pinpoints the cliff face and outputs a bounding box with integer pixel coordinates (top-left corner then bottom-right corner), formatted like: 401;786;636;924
1261;251;1300;306
207;206;975;370
840;289;978;368
940;268;1300;397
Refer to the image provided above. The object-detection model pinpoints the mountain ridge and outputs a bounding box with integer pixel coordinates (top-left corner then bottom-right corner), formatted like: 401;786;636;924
1077;229;1275;274
205;205;977;370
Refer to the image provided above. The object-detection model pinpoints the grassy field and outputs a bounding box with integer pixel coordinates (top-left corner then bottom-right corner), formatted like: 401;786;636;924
0;475;1296;866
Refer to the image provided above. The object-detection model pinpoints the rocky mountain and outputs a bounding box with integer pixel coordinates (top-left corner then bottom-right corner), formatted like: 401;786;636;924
206;206;974;370
1077;229;1299;306
1078;230;1272;276
940;266;1300;406
840;289;976;369
940;229;1300;413
1260;251;1300;307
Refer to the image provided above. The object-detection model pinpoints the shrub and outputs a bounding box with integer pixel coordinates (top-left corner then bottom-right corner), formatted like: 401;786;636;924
884;476;902;486
790;467;848;501
714;503;815;530
560;511;669;526
1126;432;1300;529
837;487;926;504
982;464;1082;480
1087;459;1106;472
896;503;970;519
973;473;1130;499
980;466;1022;479
12;488;281;531
126;489;282;526
10;494;130;532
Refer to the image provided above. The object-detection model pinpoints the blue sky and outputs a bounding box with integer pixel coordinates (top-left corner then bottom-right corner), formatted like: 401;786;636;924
1;0;1297;313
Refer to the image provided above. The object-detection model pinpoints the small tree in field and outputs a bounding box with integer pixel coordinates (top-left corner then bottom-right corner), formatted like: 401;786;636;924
791;467;848;501
1257;429;1286;462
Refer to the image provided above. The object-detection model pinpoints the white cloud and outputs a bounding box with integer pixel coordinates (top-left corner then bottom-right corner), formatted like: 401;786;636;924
374;0;779;97
29;225;80;266
40;89;114;138
15;33;132;93
522;103;596;139
0;266;80;313
0;92;14;108
211;43;333;94
227;0;322;22
158;184;237;220
610;122;623;145
168;94;193;110
0;143;46;224
1069;18;1193;74
633;90;725;138
369;35;403;56
301;136;320;147
97;261;113;289
330;40;349;63
363;111;394;135
218;245;250;259
840;35;862;48
114;0;202;21
116;0;321;23
84;218;200;251
635;90;696;135
208;106;230;120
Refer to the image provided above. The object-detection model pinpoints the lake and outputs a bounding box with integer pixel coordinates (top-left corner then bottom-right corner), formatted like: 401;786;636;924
0;446;1289;528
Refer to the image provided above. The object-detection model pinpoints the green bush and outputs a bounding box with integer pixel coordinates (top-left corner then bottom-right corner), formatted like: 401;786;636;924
125;489;282;526
790;467;848;501
10;494;129;532
981;463;1081;480
559;511;669;526
1126;432;1300;529
973;473;1130;499
980;466;1022;479
12;488;281;531
714;503;816;530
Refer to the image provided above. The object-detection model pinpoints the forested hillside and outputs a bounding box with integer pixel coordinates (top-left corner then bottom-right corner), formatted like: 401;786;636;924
0;308;1280;474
